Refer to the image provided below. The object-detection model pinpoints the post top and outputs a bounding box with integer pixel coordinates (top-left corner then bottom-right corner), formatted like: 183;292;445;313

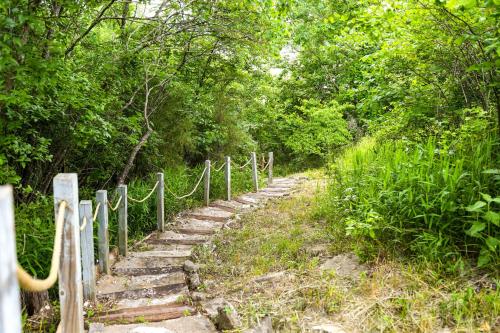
0;185;13;199
80;200;92;205
54;173;78;181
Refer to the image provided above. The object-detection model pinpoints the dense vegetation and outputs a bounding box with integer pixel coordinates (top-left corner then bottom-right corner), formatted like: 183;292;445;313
1;0;499;326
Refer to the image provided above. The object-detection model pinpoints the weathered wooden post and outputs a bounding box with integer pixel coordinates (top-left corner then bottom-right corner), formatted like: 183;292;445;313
268;151;274;185
251;152;259;192
53;173;84;332
225;156;231;201
157;173;165;232
0;185;22;333
118;185;128;257
79;200;96;303
204;160;211;206
96;190;109;274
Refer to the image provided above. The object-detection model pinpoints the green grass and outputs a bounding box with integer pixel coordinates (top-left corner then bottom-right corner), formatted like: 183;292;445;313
315;119;500;271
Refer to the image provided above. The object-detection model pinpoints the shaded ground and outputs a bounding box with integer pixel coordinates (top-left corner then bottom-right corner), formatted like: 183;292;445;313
195;171;500;332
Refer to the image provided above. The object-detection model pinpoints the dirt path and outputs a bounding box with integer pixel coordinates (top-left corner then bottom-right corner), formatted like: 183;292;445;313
87;177;304;332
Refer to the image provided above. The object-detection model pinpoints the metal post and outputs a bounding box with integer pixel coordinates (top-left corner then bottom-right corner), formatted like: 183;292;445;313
0;185;22;333
53;173;84;332
79;200;96;303
204;160;211;206
118;185;128;257
251;152;258;192
157;173;165;232
96;190;109;274
225;156;231;201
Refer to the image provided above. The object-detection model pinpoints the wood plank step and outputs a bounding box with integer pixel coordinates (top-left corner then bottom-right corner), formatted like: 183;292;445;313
186;206;234;222
96;273;186;300
94;315;217;333
91;303;194;324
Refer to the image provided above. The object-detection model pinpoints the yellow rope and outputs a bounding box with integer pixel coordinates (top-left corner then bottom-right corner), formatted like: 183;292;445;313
107;196;122;211
79;216;87;231
16;201;66;292
165;167;207;200
128;181;159;203
213;161;227;172
233;158;252;169
261;159;271;171
93;202;101;221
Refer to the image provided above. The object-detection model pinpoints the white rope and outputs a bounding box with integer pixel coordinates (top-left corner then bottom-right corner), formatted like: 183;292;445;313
233;158;252;169
80;216;87;231
128;181;159;203
107;196;122;211
261;159;271;171
165;166;207;200
213;161;227;172
93;202;101;221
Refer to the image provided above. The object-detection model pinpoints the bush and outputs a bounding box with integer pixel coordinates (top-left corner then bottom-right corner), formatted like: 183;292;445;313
318;113;500;270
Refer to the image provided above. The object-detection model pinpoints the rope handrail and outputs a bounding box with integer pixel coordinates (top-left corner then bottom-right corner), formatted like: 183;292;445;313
261;159;271;171
233;158;252;169
93;202;101;221
212;161;227;172
107;196;122;211
127;181;159;203
16;201;66;292
165;166;207;200
80;216;88;231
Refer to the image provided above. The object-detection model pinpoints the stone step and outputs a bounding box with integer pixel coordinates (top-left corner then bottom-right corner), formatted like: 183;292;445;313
96;272;186;300
173;219;223;235
91;303;193;325
187;206;234;222
260;187;292;192
112;251;189;276
235;195;262;205
111;291;189;311
210;200;251;212
147;231;210;245
90;315;217;333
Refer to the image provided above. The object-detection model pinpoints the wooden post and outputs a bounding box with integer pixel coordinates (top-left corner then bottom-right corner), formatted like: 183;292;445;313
79;200;96;303
53;173;84;333
157;173;165;232
225;156;231;201
204;160;211;206
0;185;22;333
118;185;128;257
268;151;274;185
96;190;109;274
251;152;259;192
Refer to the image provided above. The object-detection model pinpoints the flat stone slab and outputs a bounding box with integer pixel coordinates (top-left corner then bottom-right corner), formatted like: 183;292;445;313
187;207;234;222
113;291;189;310
112;254;186;276
211;200;251;211
174;219;224;235
260;187;292;192
320;252;368;280
99;315;217;333
236;195;263;204
91;303;195;325
148;231;209;245
96;272;186;300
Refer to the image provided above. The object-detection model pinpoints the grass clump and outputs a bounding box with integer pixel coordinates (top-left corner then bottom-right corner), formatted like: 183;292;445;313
317;114;500;271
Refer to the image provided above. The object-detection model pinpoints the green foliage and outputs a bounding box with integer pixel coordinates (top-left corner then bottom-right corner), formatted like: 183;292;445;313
318;115;499;269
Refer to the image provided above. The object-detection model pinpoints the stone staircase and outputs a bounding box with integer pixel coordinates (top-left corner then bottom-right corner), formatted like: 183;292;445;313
88;177;302;333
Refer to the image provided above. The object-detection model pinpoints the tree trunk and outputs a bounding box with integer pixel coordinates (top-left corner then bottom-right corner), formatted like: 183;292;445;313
21;290;50;315
117;127;153;185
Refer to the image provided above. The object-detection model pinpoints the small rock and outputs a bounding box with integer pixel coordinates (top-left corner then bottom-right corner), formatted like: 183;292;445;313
306;244;330;257
216;303;242;330
311;323;345;333
201;297;226;320
252;271;287;284
191;291;207;301
187;272;202;290
183;260;199;273
320;252;368;280
244;316;273;333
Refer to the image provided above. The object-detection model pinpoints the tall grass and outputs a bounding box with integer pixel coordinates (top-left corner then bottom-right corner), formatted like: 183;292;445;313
317;121;500;270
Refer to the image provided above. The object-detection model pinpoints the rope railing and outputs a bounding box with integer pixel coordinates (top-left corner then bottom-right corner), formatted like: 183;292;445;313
165;166;207;200
93;202;101;221
16;201;66;292
261;159;271;171
233;158;252;169
107;195;122;211
212;161;227;172
127;181;159;203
